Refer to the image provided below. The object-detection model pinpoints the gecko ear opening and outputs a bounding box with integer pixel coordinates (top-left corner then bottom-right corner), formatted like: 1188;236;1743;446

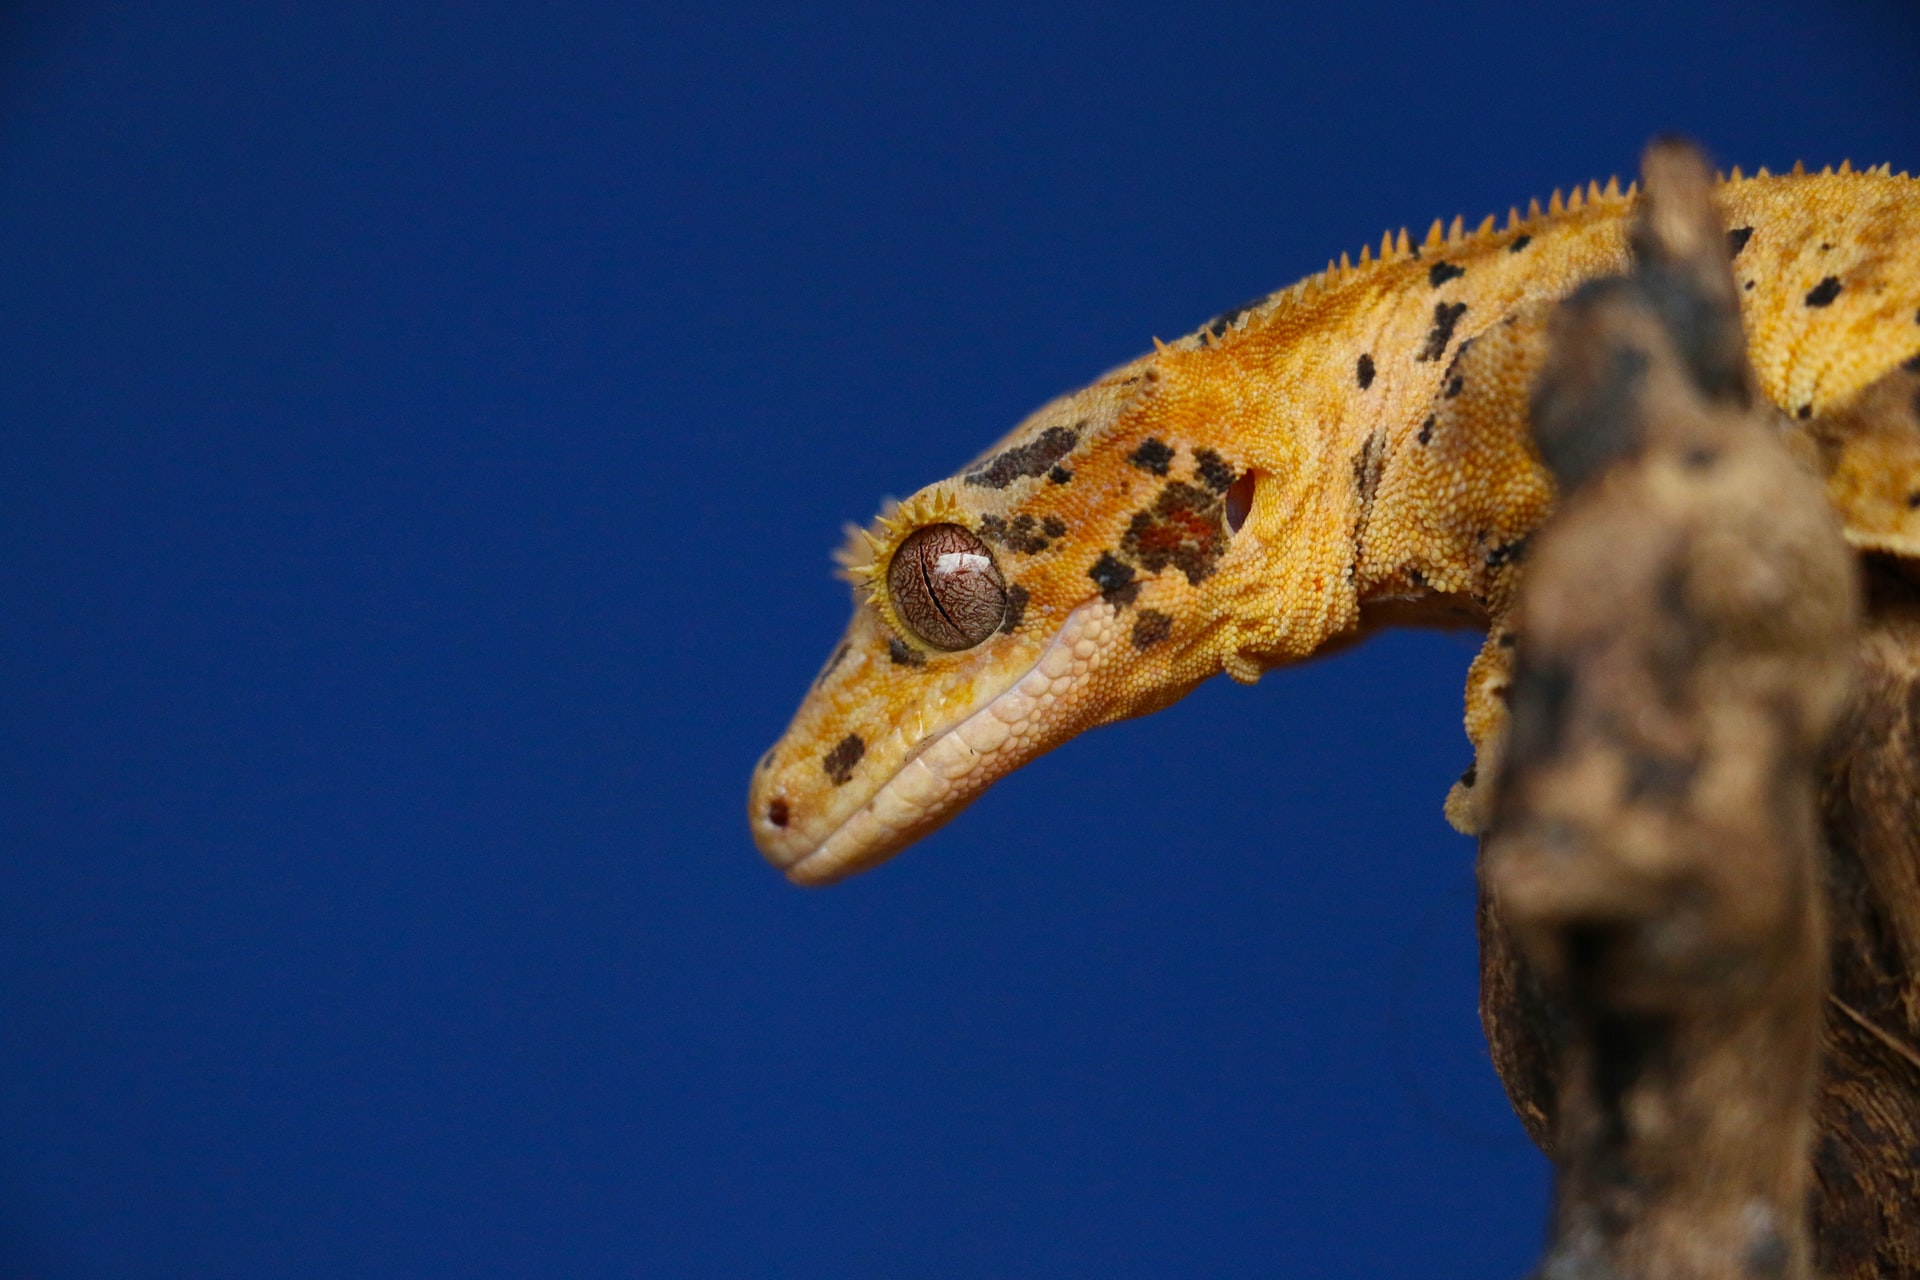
1225;470;1257;534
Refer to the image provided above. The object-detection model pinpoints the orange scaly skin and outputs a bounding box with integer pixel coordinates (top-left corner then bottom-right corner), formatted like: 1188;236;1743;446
750;166;1920;885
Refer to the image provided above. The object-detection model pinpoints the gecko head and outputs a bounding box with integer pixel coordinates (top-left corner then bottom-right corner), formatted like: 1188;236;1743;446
746;345;1346;885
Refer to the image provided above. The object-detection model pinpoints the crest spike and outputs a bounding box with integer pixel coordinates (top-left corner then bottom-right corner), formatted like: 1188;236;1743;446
1424;218;1444;247
1476;213;1495;236
1728;165;1744;181
1395;227;1411;256
1528;197;1543;219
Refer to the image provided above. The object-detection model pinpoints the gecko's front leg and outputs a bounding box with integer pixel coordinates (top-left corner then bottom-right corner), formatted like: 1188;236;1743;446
1447;624;1520;833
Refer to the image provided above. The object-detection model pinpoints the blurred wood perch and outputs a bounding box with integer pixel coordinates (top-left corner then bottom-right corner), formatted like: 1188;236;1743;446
1479;141;1920;1278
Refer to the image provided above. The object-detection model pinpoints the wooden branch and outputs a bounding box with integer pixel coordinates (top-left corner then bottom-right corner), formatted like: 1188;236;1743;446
1806;565;1920;1279
1483;141;1860;1279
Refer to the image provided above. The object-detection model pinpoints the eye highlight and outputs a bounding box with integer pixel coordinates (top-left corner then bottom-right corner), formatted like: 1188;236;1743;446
886;524;1007;650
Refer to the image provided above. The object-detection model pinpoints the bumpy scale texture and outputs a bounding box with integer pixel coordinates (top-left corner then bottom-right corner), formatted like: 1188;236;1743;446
750;166;1920;886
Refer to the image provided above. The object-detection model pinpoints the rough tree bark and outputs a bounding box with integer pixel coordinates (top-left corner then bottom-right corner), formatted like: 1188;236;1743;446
1477;142;1920;1278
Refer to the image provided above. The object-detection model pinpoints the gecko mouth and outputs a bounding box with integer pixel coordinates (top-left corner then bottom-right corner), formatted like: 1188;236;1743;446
772;596;1122;886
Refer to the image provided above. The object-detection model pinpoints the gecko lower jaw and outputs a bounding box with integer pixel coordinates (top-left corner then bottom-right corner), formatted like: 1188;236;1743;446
774;597;1121;887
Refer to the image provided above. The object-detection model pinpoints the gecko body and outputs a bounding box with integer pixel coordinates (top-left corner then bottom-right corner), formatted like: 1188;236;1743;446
751;166;1920;886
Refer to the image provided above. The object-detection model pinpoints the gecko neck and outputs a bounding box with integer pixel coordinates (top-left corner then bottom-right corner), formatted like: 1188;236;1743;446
1350;395;1550;636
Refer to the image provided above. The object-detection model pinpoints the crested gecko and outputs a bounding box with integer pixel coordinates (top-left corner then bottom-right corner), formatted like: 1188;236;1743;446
750;164;1920;886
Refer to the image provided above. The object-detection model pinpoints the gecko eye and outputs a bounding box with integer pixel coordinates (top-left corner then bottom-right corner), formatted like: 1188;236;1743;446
886;523;1007;650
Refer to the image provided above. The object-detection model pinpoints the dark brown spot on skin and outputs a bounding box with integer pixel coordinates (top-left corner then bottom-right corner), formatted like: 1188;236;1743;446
1356;353;1375;389
767;798;790;827
1805;276;1842;307
1122;481;1228;585
814;643;850;689
1498;632;1517;648
1508;234;1532;254
1445;374;1464;398
1416;301;1468;362
1907;491;1920;511
1683;446;1718;469
1459;763;1477;788
823;734;864;786
979;513;1055;554
999;583;1029;632
965;425;1080;489
1744;280;1755;291
1353;429;1385;509
1042;516;1067;539
1819;242;1832;252
1128;438;1175;475
1047;465;1072;485
1798;404;1813;420
1428;261;1465;287
1418;415;1436;445
887;636;925;666
1902;351;1920;374
1131;609;1173;650
1486;536;1530;568
1726;226;1753;256
1193;448;1235;494
1088;553;1138;606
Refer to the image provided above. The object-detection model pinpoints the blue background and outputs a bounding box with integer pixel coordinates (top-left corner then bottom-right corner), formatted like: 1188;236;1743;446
1;2;1915;1276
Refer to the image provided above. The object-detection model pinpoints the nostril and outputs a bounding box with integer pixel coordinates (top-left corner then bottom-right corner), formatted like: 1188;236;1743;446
767;798;790;828
1225;470;1257;534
